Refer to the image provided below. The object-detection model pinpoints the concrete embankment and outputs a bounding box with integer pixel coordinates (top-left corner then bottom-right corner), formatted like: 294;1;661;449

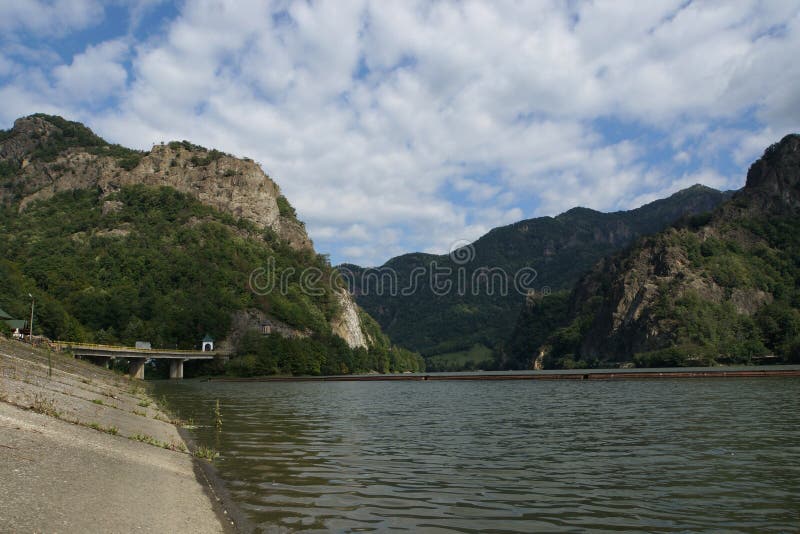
0;337;235;533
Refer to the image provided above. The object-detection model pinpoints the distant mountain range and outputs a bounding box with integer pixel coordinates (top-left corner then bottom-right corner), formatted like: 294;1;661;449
342;184;732;368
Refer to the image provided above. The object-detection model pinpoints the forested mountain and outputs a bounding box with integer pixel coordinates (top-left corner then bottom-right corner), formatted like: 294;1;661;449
515;134;800;369
0;114;423;376
344;185;731;368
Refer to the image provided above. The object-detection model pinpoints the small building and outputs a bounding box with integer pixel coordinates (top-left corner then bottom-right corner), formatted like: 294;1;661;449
202;334;214;352
1;306;27;340
6;320;27;340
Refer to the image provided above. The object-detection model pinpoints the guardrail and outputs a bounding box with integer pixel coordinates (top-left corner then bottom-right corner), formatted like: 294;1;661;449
53;341;225;355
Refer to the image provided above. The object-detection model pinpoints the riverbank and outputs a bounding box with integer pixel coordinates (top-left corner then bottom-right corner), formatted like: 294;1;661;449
0;337;239;533
209;366;800;382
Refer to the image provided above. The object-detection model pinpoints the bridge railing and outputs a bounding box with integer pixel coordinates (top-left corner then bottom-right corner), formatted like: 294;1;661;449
53;341;225;355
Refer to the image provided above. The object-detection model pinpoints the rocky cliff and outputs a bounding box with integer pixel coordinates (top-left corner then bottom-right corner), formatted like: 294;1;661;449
1;115;311;249
0;114;369;349
744;134;800;210
549;134;800;366
330;290;369;349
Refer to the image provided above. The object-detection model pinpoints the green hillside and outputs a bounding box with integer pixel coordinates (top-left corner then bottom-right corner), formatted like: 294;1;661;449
0;114;423;376
344;185;730;363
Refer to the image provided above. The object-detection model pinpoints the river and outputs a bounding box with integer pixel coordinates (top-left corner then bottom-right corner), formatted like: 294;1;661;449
152;376;800;532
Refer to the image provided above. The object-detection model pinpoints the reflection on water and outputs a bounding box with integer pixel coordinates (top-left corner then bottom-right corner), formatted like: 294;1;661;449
152;378;800;532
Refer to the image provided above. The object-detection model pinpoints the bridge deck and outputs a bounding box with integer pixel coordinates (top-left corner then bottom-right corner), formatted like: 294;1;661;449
54;342;221;360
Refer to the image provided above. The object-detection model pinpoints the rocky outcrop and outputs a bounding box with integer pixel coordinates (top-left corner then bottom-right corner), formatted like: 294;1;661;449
330;290;368;349
222;300;371;353
0;116;61;163
744;133;800;209
1;117;313;251
218;309;310;353
573;229;775;359
130;146;283;231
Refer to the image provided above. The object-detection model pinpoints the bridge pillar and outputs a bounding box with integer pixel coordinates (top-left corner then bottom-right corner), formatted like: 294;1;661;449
128;358;146;379
169;359;185;379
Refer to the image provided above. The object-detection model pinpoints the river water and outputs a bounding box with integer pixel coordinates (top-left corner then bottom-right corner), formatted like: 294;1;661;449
152;377;800;532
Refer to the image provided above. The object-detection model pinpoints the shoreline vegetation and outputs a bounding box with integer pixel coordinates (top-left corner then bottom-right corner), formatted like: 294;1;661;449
0;337;242;533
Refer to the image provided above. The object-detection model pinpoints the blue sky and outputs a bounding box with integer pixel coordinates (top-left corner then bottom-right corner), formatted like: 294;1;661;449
1;1;799;266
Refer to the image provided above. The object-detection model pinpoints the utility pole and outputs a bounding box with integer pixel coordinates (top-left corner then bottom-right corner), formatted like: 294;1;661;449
28;293;34;344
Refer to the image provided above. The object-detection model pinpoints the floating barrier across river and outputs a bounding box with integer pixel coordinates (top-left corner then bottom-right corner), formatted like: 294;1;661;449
210;367;800;382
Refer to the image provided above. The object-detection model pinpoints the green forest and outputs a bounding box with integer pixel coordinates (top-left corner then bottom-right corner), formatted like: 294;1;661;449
0;185;423;376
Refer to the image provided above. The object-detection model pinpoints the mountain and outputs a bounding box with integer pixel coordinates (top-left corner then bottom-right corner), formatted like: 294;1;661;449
343;185;731;367
0;114;423;376
529;134;800;369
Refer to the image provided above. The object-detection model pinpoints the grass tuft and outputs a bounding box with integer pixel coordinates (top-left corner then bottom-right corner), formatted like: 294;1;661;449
129;433;187;452
193;445;218;461
88;422;119;435
31;394;60;418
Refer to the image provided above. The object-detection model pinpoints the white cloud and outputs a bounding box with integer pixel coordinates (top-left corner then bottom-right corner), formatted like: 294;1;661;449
0;0;103;37
2;0;799;266
674;151;690;165
53;40;129;103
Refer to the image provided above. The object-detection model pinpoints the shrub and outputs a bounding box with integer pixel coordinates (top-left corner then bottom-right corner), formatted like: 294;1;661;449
189;149;224;167
633;346;692;367
276;195;297;219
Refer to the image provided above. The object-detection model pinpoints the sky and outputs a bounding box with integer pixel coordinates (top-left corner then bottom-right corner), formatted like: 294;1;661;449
1;1;799;266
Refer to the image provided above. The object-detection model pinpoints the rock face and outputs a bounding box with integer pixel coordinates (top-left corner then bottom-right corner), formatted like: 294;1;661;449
567;134;800;361
217;309;311;354
744;134;800;209
0;114;369;349
2;116;311;250
573;228;774;359
330;290;368;349
0;116;58;162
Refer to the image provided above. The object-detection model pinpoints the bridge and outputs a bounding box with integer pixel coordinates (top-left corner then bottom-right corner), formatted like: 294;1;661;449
54;342;228;379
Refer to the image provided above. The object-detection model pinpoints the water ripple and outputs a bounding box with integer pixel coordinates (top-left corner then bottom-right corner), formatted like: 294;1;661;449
153;378;800;533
